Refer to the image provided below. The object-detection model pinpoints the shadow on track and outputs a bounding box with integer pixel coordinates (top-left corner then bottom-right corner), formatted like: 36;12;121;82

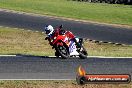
16;54;54;58
15;54;86;60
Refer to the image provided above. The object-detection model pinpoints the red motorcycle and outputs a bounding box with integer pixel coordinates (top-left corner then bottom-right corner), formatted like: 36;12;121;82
46;25;88;59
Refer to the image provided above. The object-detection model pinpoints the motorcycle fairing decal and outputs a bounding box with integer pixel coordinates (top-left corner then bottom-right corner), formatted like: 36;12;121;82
69;40;79;55
69;41;76;53
64;37;68;42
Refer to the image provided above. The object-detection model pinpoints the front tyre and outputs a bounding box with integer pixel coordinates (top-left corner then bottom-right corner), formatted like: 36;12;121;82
55;43;69;59
79;46;88;59
55;51;60;57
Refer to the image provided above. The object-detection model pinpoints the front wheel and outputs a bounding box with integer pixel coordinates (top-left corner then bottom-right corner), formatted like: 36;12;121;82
55;51;60;57
55;42;69;59
79;46;88;59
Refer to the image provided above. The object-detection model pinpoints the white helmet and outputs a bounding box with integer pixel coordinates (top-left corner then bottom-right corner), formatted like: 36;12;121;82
45;25;54;36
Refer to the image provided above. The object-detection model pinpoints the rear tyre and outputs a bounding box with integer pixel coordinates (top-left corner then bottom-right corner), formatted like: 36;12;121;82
79;46;88;59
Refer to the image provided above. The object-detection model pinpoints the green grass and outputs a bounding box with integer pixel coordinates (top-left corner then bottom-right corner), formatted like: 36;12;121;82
0;27;54;56
0;27;132;57
0;80;131;88
84;41;132;57
0;0;132;26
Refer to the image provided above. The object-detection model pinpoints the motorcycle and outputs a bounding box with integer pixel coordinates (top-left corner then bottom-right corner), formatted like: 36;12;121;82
45;25;88;59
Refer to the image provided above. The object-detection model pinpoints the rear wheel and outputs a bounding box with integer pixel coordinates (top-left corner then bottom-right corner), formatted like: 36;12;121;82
56;42;69;59
79;46;88;59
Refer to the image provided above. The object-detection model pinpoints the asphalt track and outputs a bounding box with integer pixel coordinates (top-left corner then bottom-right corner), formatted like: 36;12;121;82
0;10;132;45
0;56;132;79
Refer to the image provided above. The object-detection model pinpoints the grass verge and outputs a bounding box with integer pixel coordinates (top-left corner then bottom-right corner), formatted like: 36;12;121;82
0;0;132;26
0;27;54;56
0;27;132;57
0;80;131;88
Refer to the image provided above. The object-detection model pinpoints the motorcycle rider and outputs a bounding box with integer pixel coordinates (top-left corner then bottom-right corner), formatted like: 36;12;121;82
44;25;82;49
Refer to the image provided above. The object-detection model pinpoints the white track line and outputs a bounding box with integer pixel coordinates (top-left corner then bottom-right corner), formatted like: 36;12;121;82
88;56;132;58
0;25;36;33
0;55;131;58
42;32;45;34
0;55;16;57
0;26;4;28
13;28;18;29
5;27;9;29
20;29;25;30
47;56;132;58
27;30;31;31
0;25;24;30
35;31;39;32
